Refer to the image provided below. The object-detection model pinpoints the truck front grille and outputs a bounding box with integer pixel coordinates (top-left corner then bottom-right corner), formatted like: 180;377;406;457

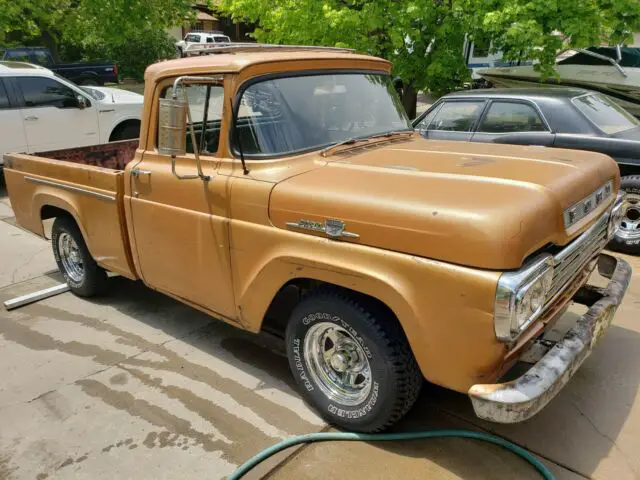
546;213;609;305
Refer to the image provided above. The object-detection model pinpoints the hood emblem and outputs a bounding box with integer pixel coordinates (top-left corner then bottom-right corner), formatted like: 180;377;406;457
286;219;359;239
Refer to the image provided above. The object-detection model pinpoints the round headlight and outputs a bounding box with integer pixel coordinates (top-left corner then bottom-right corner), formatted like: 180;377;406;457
494;254;554;342
514;267;553;331
529;282;546;312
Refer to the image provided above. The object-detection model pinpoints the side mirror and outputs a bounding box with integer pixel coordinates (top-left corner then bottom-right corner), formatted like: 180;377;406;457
158;94;210;181
76;95;88;109
158;97;188;156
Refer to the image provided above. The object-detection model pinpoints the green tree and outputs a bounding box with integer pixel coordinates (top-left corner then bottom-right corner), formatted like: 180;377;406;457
0;0;72;58
219;0;640;118
0;0;201;74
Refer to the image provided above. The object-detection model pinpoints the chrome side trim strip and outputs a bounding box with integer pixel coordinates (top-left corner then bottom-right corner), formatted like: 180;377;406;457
24;176;116;202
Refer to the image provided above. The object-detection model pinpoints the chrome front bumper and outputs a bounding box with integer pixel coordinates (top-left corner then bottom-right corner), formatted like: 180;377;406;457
468;254;632;423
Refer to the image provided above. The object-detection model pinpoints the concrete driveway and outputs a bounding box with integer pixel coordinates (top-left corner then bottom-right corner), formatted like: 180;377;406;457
1;179;639;480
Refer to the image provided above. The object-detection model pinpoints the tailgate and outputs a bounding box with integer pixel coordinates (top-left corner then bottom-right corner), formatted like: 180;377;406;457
3;153;136;279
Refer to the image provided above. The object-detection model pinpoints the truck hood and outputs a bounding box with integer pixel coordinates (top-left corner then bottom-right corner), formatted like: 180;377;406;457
269;137;619;269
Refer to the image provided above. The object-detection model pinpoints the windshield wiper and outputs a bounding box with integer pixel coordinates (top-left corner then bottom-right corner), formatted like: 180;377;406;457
320;129;414;157
319;136;369;156
369;129;415;139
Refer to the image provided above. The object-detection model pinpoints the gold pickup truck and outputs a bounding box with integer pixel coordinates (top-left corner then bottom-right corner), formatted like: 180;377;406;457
3;45;632;432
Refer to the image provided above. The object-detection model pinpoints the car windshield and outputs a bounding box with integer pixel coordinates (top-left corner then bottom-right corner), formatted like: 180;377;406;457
80;86;105;100
573;93;640;134
233;73;411;157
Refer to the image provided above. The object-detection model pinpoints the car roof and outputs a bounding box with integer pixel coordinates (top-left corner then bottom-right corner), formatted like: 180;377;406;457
188;32;228;37
0;61;53;76
444;87;591;100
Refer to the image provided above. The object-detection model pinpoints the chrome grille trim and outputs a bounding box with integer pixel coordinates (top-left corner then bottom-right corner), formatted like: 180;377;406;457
546;212;609;306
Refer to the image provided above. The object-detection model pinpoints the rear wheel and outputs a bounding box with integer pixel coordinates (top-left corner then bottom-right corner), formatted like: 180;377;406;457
52;216;108;297
608;175;640;255
285;289;423;432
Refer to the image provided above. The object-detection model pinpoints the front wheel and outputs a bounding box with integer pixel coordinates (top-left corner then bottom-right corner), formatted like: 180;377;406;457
52;216;108;297
285;290;423;432
608;175;640;255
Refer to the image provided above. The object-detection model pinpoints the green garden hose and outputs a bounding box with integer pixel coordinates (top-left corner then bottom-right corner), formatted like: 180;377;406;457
227;430;555;480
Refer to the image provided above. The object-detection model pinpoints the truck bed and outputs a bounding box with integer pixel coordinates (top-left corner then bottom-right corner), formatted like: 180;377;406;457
3;140;138;279
33;140;138;170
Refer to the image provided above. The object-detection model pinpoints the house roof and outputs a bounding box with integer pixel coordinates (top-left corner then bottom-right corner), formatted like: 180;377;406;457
195;10;217;21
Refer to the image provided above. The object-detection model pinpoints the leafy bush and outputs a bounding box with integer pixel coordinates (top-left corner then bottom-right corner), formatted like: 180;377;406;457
60;28;178;81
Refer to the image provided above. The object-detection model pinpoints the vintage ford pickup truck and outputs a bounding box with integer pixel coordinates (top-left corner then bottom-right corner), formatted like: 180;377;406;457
3;44;632;432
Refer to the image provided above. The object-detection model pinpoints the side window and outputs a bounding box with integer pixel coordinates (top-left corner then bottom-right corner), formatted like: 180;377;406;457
429;101;485;132
162;82;224;154
186;34;201;43
18;76;78;108
415;103;443;130
31;50;54;66
0;80;11;109
478;102;547;133
472;37;491;58
206;36;214;43
5;50;30;62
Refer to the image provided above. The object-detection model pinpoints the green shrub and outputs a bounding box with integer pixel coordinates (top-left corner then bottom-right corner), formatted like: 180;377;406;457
60;28;177;81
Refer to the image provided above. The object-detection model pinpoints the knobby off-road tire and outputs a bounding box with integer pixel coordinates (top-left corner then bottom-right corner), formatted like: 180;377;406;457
52;216;108;297
285;289;423;432
608;175;640;255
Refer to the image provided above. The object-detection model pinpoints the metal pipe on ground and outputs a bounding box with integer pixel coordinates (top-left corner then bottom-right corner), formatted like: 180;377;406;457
3;283;70;310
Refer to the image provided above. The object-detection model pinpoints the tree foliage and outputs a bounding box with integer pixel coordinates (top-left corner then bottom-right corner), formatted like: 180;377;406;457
0;0;197;45
0;0;201;77
219;0;640;116
61;28;178;81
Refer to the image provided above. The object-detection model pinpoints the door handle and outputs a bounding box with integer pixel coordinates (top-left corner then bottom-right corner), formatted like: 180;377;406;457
24;115;39;121
131;169;152;177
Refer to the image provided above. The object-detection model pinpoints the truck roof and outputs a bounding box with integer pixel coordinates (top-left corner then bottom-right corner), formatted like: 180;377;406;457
144;47;391;82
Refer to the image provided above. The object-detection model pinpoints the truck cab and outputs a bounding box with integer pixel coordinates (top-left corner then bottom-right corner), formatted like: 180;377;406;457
3;45;632;432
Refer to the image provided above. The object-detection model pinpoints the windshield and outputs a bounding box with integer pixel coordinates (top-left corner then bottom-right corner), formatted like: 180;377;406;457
573;93;640;134
80;86;105;100
233;73;411;157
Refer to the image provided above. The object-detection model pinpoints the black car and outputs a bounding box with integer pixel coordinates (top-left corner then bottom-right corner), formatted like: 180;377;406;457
0;47;118;86
413;87;640;254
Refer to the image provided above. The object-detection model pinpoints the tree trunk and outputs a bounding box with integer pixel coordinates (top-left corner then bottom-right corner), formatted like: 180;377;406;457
401;83;418;120
41;31;60;62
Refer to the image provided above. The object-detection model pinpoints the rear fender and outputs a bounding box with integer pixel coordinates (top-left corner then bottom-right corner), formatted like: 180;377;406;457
32;192;89;249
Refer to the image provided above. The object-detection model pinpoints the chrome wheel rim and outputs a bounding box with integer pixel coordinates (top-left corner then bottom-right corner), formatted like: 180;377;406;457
617;193;640;240
303;322;372;406
58;233;84;282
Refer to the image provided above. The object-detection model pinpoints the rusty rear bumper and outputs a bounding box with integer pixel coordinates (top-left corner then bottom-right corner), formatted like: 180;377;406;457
468;254;632;424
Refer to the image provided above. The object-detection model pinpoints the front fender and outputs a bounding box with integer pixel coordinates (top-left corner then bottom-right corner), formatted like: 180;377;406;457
233;227;504;392
104;115;141;144
239;253;416;336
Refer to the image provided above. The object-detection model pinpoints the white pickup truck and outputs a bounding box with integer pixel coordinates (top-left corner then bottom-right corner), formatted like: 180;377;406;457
0;61;143;171
175;32;231;57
